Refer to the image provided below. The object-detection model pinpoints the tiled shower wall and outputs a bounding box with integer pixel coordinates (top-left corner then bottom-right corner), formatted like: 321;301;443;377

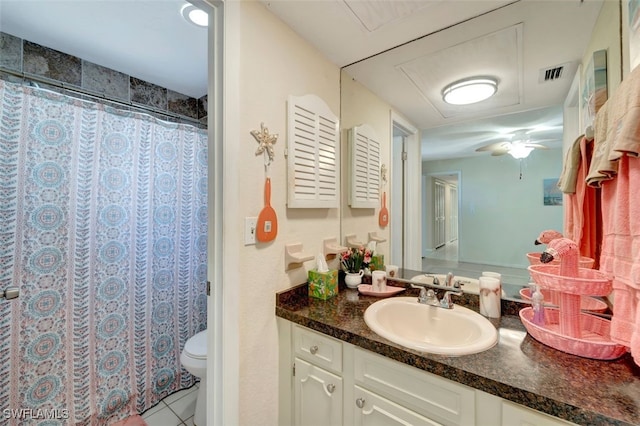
0;32;207;127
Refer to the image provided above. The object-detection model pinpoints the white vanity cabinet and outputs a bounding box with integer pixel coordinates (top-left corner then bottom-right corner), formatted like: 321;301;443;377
351;386;442;426
501;401;577;426
294;358;343;426
349;348;474;426
278;321;577;426
291;325;344;426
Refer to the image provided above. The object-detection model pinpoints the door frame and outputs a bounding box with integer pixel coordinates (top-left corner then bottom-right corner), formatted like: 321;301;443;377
390;111;420;270
424;171;461;257
196;0;234;425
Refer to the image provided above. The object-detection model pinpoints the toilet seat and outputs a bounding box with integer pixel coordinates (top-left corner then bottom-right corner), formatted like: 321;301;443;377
184;330;207;360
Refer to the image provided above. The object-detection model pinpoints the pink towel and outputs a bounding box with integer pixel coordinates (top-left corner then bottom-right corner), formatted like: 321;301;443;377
563;137;599;263
600;155;640;364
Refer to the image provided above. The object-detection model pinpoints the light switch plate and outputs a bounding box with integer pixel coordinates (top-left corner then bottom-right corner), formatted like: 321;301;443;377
244;217;258;245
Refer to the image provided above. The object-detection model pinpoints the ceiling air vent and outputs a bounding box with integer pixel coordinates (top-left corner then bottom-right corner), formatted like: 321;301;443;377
538;62;571;83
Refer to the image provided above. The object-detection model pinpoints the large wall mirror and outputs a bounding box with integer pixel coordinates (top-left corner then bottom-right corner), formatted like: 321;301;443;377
340;0;623;299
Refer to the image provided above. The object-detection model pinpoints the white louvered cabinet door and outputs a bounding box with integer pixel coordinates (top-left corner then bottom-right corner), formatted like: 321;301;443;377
349;124;381;208
287;94;340;208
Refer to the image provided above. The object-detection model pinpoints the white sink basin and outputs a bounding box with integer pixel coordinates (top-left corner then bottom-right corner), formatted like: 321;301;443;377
364;297;498;356
410;274;480;294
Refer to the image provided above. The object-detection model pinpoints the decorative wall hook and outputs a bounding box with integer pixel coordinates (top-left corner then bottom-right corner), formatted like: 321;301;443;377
323;237;348;259
285;243;314;270
251;122;278;166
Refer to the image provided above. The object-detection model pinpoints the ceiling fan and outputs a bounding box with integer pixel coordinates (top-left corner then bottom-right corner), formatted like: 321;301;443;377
475;129;554;159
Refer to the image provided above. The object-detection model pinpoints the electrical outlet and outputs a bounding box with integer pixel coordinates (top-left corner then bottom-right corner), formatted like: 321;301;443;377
244;217;258;245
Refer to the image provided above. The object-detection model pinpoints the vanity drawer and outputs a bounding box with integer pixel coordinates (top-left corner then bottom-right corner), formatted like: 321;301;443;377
293;325;343;374
354;348;475;425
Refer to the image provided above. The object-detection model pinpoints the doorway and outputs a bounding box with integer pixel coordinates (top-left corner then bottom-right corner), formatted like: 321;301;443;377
389;113;420;270
390;129;406;267
424;172;460;262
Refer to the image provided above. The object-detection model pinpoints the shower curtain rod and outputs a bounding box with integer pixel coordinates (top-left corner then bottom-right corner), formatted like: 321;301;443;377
0;67;204;126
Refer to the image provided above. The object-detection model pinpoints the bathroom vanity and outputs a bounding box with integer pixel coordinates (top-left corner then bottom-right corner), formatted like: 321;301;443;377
276;283;640;426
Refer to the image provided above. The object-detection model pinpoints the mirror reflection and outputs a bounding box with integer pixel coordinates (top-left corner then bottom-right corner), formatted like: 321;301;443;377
340;0;622;300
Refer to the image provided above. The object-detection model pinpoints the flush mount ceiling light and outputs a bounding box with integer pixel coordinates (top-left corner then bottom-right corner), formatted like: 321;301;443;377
181;4;208;27
442;77;498;105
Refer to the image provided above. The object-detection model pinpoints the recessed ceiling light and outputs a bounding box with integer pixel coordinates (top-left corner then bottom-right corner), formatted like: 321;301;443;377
442;77;498;105
181;4;208;27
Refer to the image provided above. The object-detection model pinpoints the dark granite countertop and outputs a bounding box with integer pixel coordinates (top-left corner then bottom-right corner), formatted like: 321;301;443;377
276;281;640;426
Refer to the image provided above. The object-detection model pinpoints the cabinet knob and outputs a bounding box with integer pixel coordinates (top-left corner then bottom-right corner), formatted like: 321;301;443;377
326;383;335;394
356;398;365;409
309;345;319;355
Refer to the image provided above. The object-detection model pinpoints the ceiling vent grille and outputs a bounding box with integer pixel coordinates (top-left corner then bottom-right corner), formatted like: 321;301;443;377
538;62;571;83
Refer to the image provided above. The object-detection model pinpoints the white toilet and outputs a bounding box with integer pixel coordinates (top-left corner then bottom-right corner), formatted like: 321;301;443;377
180;330;207;426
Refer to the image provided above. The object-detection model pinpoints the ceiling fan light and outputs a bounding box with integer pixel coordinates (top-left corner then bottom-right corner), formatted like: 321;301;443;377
509;145;534;159
442;77;498;105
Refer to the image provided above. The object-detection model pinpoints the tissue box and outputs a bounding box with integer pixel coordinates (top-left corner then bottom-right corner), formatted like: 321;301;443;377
308;269;339;300
370;255;384;272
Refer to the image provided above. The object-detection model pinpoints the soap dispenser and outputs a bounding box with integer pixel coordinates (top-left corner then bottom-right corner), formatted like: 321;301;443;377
532;286;546;326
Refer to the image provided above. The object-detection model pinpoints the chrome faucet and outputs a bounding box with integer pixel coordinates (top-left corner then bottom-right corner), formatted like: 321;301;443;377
445;272;454;287
410;283;462;309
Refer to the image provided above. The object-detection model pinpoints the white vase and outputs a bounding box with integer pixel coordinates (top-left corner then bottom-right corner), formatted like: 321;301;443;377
345;270;364;288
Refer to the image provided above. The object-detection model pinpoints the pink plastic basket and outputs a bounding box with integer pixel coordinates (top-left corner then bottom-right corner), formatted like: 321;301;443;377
526;252;595;268
520;307;627;360
527;265;612;296
519;288;608;313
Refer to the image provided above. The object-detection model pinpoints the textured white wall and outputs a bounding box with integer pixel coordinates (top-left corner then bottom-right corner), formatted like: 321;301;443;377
340;73;392;257
223;2;341;424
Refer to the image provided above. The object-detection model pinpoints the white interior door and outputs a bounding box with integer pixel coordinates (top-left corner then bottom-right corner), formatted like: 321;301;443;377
448;185;458;242
434;180;446;249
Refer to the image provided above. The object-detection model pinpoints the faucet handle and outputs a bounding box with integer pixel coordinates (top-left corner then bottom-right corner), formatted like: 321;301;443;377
422;289;438;305
415;286;428;303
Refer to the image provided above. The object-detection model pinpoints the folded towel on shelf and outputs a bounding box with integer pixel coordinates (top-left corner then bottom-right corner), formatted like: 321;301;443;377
586;101;618;187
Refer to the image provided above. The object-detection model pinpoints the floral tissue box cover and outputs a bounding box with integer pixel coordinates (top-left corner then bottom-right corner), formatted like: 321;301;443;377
308;269;339;300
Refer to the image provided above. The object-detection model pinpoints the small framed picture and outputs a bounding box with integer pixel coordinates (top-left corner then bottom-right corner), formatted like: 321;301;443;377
543;178;562;206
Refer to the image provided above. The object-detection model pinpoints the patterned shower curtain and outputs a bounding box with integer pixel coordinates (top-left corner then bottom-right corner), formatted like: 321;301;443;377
0;79;208;425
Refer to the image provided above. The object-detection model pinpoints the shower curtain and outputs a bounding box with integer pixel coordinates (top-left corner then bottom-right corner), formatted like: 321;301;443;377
0;79;208;425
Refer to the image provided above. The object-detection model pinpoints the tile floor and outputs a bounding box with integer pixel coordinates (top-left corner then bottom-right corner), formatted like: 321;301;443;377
141;383;198;426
